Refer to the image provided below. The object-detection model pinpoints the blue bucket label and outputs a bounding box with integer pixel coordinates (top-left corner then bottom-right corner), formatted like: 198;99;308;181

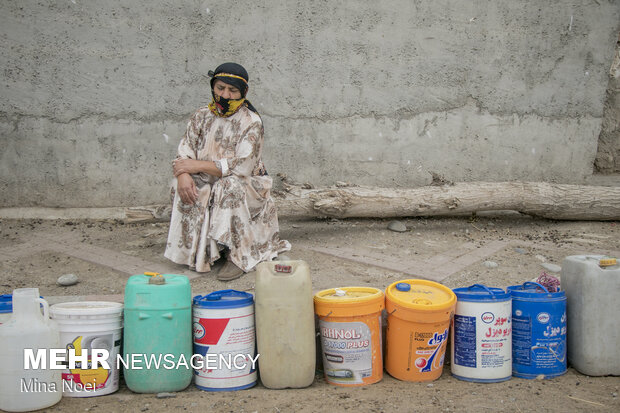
512;300;566;378
453;315;477;368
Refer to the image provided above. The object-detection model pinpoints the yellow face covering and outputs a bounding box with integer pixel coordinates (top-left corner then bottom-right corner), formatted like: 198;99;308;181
208;93;246;117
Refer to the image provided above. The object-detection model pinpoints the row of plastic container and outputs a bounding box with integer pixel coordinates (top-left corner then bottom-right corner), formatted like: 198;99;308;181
0;255;618;412
319;254;619;385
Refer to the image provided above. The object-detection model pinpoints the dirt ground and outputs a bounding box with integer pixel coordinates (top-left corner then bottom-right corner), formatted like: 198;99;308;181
1;214;619;412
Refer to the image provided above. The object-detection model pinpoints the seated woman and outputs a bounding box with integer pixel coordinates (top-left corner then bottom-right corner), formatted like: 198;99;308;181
165;62;290;281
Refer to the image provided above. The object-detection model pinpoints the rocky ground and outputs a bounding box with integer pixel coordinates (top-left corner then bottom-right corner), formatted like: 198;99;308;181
1;214;619;412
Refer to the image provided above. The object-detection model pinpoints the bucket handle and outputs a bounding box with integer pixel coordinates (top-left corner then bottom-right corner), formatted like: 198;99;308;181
521;281;549;293
469;284;499;296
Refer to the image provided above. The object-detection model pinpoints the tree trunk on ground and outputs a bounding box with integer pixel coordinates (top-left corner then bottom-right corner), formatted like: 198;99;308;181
125;181;620;222
273;181;620;221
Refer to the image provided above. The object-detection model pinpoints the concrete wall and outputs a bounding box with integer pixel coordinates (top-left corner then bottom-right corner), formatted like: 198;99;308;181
595;33;620;173
1;0;619;208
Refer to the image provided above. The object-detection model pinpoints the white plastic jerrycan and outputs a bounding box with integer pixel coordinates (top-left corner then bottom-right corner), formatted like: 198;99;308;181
561;255;620;376
0;288;62;412
255;260;316;389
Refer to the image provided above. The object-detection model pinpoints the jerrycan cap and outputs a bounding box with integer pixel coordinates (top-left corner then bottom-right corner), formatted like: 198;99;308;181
0;294;12;313
145;272;166;285
193;289;254;309
599;258;617;267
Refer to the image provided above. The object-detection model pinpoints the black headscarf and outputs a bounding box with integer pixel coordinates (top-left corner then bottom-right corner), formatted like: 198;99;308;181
208;62;258;115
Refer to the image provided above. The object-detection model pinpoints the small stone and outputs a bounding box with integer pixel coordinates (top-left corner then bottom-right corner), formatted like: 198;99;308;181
483;261;499;269
427;383;434;387
535;255;547;262
156;392;176;399
387;220;407;232
612;392;617;398
536;374;545;380
57;273;79;286
514;247;527;254
541;263;561;273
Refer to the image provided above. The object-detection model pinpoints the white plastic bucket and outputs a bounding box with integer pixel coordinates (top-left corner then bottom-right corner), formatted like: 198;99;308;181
451;284;512;382
50;301;123;397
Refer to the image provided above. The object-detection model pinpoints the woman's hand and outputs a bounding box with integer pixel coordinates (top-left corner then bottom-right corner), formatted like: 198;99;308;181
176;173;198;205
173;159;204;177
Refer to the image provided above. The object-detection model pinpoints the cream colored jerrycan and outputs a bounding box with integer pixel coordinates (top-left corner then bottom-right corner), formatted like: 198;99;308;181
561;255;620;376
0;288;62;412
255;260;316;389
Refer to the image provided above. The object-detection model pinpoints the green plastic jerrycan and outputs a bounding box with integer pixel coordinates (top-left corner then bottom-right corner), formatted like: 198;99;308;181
123;272;192;393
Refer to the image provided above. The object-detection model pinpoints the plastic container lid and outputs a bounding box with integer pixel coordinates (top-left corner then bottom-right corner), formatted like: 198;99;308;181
0;294;12;313
193;289;254;309
314;287;385;317
507;282;565;300
452;284;510;302
50;301;123;317
314;287;384;303
386;279;456;310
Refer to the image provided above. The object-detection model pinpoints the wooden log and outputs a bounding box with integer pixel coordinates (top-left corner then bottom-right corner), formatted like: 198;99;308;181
123;181;620;222
273;181;620;221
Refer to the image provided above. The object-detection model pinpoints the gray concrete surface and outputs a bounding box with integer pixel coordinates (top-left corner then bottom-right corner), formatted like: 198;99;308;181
1;1;619;208
596;33;620;173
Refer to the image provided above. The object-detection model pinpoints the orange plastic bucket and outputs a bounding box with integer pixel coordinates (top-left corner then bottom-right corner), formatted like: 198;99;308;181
314;287;385;386
385;279;456;382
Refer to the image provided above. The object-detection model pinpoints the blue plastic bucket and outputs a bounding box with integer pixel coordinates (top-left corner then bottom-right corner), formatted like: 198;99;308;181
193;290;257;391
507;282;566;379
451;284;512;383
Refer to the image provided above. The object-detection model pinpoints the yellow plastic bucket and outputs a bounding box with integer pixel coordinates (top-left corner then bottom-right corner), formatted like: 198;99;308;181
385;279;456;382
314;287;385;386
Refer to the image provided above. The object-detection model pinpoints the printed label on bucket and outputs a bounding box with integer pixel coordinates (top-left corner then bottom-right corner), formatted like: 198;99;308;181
319;320;372;384
513;311;566;369
413;329;448;373
60;332;121;396
193;312;257;389
454;314;511;369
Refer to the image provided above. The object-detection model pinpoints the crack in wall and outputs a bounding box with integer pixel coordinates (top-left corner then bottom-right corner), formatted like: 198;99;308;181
0;97;603;127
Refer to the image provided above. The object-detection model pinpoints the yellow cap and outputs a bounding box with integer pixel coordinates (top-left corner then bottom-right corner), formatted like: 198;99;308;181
314;287;384;317
386;279;456;311
144;272;161;276
599;258;617;267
